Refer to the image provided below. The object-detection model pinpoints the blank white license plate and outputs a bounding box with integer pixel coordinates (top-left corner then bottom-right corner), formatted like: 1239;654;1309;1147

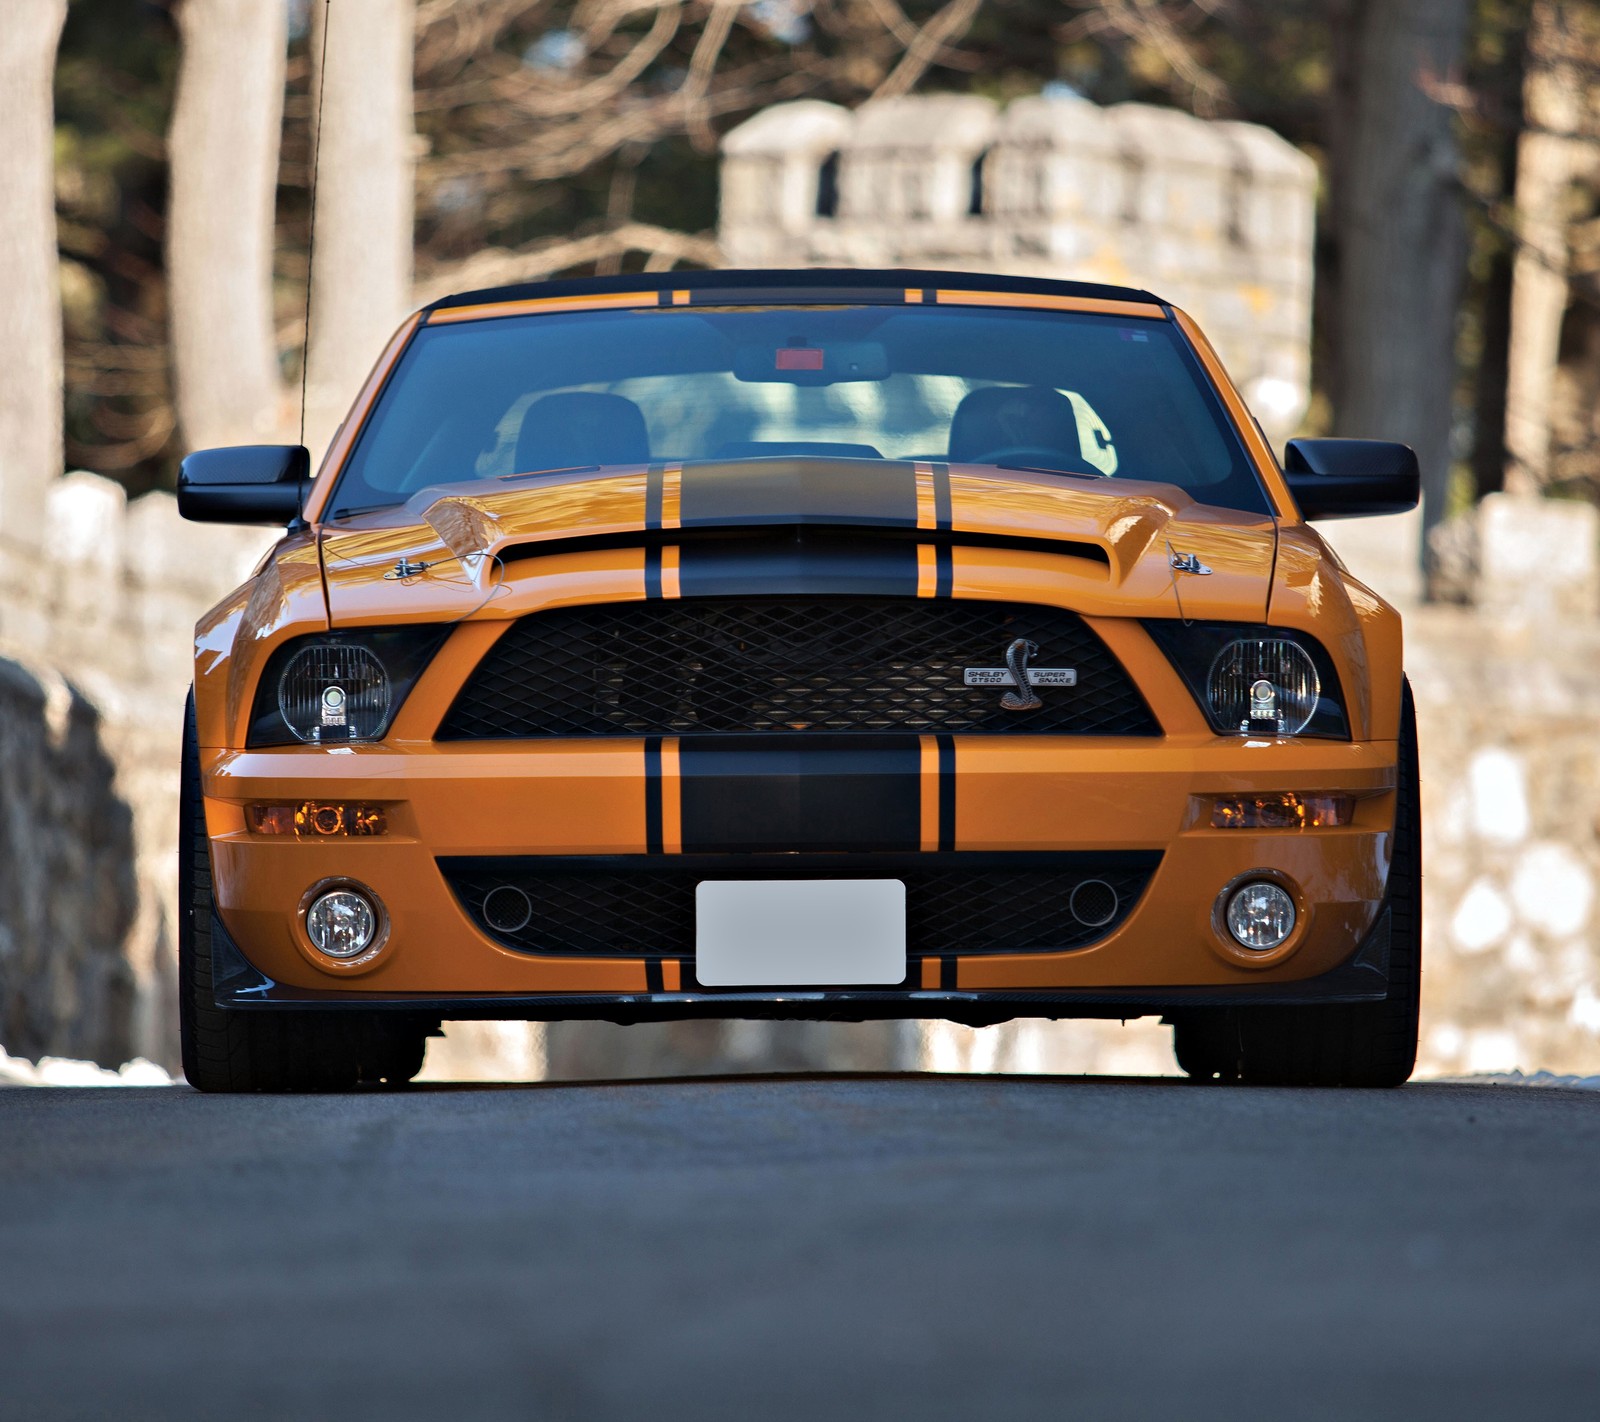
694;879;907;987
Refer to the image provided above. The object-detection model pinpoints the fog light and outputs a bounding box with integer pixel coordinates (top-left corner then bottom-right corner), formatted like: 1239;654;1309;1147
306;888;378;959
1225;881;1296;951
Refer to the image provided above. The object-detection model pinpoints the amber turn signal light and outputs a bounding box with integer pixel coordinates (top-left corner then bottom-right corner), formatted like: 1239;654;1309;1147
246;802;388;838
1210;793;1353;830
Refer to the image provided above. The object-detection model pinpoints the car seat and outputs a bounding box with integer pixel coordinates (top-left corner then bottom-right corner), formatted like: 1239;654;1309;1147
947;385;1084;468
514;392;651;473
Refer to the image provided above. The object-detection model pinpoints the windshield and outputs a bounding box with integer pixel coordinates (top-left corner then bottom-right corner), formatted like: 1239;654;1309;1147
326;303;1267;519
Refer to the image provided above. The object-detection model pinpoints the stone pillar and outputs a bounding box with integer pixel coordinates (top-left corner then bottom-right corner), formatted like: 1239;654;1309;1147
989;94;1128;274
837;95;998;267
719;100;852;268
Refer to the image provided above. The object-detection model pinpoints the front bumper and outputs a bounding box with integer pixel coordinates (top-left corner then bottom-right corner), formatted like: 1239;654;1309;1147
209;906;1397;1021
201;732;1399;1007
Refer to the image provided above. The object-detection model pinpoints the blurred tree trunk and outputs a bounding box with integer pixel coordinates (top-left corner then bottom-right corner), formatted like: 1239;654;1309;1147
1469;8;1530;503
167;0;288;452
0;0;67;543
1328;0;1471;566
1504;0;1584;496
303;0;416;459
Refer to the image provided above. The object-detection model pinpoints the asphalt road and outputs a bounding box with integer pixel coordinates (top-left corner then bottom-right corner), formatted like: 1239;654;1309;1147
2;1076;1597;1421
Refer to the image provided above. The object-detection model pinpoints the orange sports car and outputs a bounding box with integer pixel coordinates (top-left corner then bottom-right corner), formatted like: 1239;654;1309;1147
178;268;1420;1092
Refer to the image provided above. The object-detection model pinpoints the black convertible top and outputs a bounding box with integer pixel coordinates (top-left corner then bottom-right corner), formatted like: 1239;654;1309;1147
425;267;1162;315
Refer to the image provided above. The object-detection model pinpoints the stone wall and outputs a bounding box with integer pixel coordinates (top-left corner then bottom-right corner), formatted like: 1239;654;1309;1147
1408;603;1600;1074
0;652;137;1063
0;478;269;1066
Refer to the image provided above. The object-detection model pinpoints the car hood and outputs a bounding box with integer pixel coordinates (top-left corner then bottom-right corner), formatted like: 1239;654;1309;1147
317;457;1276;624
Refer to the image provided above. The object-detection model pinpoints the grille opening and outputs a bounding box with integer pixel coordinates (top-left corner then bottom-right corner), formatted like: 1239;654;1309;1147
438;596;1158;740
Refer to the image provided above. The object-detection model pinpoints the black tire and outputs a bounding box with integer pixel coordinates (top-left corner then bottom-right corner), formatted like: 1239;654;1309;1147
179;693;433;1092
1172;678;1421;1088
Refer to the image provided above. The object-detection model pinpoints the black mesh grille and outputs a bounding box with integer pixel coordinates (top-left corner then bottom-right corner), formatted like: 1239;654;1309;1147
438;598;1158;738
440;855;1158;961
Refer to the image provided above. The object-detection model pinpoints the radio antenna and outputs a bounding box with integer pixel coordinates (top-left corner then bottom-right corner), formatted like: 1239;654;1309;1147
298;0;333;456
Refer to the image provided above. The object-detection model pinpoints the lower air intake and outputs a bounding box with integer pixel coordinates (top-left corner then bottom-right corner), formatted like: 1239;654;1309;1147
441;853;1159;962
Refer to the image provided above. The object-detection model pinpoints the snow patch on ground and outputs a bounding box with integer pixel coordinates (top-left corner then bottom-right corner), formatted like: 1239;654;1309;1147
1430;1069;1600;1090
0;1045;174;1087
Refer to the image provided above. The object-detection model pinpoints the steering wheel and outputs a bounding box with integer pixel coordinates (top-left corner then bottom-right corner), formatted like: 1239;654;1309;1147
965;445;1104;477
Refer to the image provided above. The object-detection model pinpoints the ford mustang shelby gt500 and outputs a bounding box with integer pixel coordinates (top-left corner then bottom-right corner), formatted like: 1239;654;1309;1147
178;268;1421;1092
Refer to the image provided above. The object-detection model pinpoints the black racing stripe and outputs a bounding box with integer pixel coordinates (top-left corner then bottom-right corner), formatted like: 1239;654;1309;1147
644;959;664;992
678;462;918;529
934;544;953;598
940;955;958;990
932;462;952;532
679;735;921;853
645;463;664;529
644;545;663;599
677;532;916;598
644;736;664;854
936;734;956;852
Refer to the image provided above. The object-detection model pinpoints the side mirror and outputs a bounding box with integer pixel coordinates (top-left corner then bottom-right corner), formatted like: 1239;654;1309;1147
1283;438;1420;521
177;445;312;526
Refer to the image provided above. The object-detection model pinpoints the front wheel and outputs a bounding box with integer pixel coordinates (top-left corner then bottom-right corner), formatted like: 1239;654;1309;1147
1172;679;1421;1088
179;693;433;1092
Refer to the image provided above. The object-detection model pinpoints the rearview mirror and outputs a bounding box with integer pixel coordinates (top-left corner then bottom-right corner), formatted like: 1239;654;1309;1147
177;445;312;526
1283;438;1419;521
733;340;890;386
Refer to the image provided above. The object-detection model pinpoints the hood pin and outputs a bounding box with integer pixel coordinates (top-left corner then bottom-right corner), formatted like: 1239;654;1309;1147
384;557;434;580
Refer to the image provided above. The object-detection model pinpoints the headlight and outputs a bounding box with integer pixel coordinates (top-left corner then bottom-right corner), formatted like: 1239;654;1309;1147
1208;638;1319;734
280;643;390;742
1143;621;1349;739
247;627;449;747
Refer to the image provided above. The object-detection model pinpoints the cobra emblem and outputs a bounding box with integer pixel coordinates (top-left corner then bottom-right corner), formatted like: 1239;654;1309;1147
1001;638;1043;711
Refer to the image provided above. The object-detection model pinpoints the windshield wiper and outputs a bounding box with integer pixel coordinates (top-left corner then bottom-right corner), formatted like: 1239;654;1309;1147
496;463;601;482
993;463;1109;481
